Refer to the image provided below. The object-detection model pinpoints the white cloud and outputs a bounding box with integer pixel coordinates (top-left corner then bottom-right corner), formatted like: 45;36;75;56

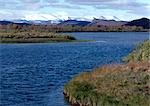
0;10;24;20
24;13;55;20
22;10;69;20
0;0;149;20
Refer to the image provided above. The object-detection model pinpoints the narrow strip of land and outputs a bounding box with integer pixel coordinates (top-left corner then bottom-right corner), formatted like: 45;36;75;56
0;31;76;43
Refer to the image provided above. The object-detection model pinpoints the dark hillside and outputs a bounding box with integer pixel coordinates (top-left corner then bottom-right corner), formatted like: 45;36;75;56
126;18;150;29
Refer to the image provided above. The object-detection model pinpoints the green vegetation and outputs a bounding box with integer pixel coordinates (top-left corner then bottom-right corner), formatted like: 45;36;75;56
0;23;148;43
124;40;150;62
64;62;150;106
0;23;148;33
64;40;150;106
0;31;76;43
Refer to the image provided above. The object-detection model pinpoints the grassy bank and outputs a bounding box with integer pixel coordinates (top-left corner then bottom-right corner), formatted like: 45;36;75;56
123;40;150;62
0;31;76;43
64;40;150;106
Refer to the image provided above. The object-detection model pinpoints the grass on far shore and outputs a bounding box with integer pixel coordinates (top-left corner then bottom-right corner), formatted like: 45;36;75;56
0;31;76;43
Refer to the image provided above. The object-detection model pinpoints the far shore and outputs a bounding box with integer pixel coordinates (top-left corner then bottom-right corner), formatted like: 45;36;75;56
0;39;93;44
0;31;78;43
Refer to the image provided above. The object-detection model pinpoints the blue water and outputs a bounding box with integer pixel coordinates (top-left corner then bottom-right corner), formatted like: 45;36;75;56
0;32;149;106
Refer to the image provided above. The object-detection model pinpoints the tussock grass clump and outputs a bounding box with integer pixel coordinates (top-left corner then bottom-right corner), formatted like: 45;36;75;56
64;62;150;106
123;40;150;62
0;31;76;43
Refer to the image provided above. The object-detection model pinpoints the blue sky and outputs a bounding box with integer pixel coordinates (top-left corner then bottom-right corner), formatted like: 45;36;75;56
0;0;150;21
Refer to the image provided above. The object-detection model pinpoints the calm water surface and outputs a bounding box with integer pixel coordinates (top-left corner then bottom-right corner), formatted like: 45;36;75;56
0;32;149;106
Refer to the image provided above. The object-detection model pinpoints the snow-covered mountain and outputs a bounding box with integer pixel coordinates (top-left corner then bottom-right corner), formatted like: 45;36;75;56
0;17;149;29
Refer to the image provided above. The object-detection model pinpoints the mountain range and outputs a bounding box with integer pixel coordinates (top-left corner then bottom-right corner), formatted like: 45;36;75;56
0;17;149;29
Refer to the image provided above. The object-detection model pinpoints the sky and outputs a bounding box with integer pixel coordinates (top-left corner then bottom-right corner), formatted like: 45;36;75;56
0;0;150;21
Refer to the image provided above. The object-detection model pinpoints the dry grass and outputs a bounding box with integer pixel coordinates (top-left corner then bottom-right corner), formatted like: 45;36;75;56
123;40;150;62
64;40;150;106
64;61;150;106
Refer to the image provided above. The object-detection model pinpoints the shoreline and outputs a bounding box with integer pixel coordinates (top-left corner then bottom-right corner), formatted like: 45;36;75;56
64;61;149;106
63;40;150;106
0;39;93;44
0;31;78;44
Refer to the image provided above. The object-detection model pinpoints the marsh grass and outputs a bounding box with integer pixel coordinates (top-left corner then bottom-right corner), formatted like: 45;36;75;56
0;31;76;43
64;62;150;106
64;40;150;106
123;40;150;62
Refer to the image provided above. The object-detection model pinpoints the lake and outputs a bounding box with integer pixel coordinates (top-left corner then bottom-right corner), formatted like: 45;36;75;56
0;32;149;106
